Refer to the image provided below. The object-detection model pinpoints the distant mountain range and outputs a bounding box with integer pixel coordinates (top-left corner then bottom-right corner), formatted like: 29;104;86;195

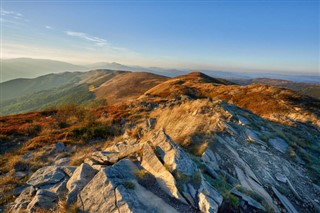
1;58;319;83
1;58;88;82
1;68;319;116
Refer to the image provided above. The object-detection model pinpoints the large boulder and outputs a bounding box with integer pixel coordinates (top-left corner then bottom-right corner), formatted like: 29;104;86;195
26;166;65;188
151;129;197;176
66;163;97;206
78;159;178;213
141;143;186;203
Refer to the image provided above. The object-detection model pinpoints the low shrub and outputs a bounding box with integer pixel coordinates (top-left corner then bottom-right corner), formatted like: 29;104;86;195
123;181;135;190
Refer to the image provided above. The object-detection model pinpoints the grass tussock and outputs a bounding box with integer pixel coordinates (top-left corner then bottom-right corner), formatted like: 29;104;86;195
57;200;78;213
68;146;95;166
0;154;30;173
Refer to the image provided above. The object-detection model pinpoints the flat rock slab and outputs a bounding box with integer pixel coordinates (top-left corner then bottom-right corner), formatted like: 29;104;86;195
26;166;65;188
11;186;36;212
141;143;186;202
27;189;58;212
272;187;298;213
152;129;197;176
78;159;178;213
268;137;288;153
275;173;288;183
231;189;266;211
66;163;97;206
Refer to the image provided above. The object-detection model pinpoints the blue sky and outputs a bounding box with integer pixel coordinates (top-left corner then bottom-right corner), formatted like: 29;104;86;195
1;1;319;74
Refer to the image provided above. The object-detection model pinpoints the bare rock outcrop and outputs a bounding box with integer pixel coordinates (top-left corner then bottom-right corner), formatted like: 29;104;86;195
66;163;97;206
26;166;65;188
141;143;186;203
78;159;178;213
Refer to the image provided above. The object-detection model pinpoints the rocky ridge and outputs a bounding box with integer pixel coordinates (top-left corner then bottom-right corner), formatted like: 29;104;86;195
8;99;320;212
1;72;320;213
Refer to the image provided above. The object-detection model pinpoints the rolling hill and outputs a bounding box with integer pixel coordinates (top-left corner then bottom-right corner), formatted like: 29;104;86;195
0;70;128;115
0;70;167;115
95;72;168;104
0;72;319;213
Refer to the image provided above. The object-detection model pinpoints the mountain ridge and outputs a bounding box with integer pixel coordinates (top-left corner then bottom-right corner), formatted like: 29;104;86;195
2;58;319;83
0;71;319;212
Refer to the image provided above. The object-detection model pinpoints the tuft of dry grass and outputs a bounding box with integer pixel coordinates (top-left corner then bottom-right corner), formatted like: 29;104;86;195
0;154;30;173
192;141;209;156
135;169;148;179
69;146;95;166
57;199;78;213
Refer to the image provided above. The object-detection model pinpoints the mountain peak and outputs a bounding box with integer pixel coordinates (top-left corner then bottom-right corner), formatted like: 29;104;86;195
175;71;234;85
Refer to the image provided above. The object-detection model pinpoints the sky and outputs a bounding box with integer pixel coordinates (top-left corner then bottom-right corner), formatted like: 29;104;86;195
1;0;319;74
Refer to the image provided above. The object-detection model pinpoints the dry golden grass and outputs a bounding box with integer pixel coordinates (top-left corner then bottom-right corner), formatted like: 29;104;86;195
141;72;320;127
69;146;95;166
57;199;78;213
150;99;222;144
95;72;168;104
0;175;18;187
0;154;30;173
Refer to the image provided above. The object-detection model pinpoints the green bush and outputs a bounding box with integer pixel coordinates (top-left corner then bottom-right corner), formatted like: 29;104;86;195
123;181;135;190
225;193;240;208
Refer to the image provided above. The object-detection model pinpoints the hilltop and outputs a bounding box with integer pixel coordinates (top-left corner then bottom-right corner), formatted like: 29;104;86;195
0;71;320;213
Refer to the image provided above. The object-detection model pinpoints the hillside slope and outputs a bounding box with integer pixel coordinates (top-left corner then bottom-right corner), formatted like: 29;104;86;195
0;70;128;115
230;78;320;99
0;75;319;212
95;72;168;104
141;72;320;127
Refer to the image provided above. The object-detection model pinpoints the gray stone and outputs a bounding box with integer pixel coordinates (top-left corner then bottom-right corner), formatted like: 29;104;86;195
201;149;219;170
90;151;119;164
61;166;77;177
11;185;28;196
55;142;66;153
78;159;178;213
90;140;145;165
66;163;97;206
234;165;278;211
49;178;68;198
238;115;250;126
231;189;266;211
27;189;58;212
54;157;70;166
198;178;223;206
14;171;28;179
245;129;266;146
272;187;298;213
141;143;186;203
275;173;287;183
268;137;288;153
26;166;65;188
152;129;197;176
11;186;36;212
